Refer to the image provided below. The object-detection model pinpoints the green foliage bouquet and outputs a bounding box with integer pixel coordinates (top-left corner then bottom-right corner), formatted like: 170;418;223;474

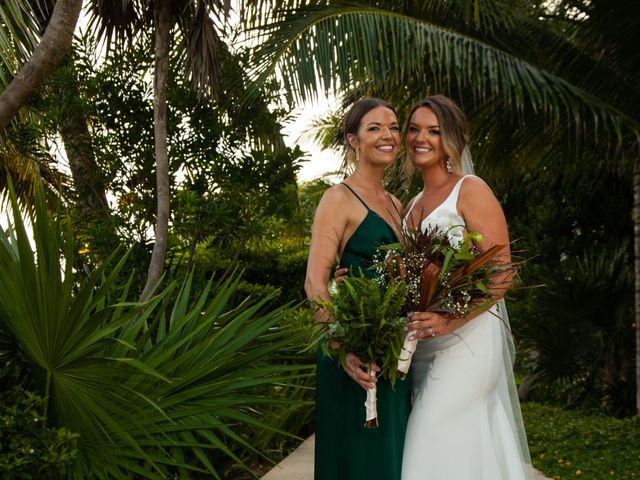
318;274;409;428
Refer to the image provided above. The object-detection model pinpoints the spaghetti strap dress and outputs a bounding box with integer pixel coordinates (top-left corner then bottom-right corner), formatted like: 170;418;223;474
314;183;412;480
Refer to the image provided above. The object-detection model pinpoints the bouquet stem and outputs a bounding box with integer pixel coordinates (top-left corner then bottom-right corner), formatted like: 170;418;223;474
397;332;417;379
364;369;378;428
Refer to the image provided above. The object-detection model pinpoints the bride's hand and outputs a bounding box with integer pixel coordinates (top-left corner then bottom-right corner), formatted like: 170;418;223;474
334;266;349;284
344;352;379;390
407;312;462;340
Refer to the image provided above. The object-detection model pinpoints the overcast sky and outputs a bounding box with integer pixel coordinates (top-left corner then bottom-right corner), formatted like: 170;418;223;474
281;92;343;182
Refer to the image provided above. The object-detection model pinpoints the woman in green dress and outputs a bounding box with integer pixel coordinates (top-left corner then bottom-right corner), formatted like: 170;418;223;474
305;97;412;480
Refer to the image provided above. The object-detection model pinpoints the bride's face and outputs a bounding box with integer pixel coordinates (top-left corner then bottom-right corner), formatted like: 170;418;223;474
406;107;447;169
347;106;400;167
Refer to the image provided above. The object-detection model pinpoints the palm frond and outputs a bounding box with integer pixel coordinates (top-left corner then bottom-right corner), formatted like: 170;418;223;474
180;2;224;99
248;4;640;144
0;0;41;88
86;0;145;49
0;129;65;204
0;181;314;478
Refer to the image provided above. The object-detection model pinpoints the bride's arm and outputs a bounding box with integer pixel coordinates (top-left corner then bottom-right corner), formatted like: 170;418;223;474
459;176;512;298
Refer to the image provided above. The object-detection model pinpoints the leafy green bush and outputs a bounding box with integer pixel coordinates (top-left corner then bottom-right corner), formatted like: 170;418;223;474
227;306;318;478
0;183;314;479
522;402;639;479
515;243;634;415
239;238;309;303
499;166;634;414
0;386;78;479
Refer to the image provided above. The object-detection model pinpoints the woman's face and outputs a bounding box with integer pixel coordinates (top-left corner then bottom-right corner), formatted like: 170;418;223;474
348;106;400;166
406;107;446;169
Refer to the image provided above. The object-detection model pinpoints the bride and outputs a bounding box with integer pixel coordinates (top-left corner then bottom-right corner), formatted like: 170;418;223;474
400;96;535;479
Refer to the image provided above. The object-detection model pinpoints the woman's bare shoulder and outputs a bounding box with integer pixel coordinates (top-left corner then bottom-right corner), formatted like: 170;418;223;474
318;183;350;205
460;175;496;200
313;184;357;223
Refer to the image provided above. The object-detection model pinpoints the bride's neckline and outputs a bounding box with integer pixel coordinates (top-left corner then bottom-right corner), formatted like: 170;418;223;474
405;175;468;226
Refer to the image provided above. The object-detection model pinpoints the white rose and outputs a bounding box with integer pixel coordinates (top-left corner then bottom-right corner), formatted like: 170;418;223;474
433;210;465;248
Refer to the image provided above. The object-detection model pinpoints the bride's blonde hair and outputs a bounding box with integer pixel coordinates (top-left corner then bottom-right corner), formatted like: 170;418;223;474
403;95;468;176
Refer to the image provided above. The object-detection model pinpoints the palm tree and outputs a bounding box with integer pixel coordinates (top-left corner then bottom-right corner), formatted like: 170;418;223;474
1;0;232;298
89;0;272;300
245;0;640;412
88;0;301;299
0;0;83;129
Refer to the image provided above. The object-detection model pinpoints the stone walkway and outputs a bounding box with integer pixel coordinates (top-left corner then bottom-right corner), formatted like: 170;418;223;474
261;434;551;480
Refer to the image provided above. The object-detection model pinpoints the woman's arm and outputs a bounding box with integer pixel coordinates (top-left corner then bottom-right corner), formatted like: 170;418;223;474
459;176;512;298
305;186;377;389
305;186;348;322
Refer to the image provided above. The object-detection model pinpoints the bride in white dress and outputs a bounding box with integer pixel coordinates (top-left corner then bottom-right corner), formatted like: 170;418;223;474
400;96;535;480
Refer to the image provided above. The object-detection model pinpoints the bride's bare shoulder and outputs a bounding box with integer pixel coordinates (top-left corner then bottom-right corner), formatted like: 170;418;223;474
460;175;496;199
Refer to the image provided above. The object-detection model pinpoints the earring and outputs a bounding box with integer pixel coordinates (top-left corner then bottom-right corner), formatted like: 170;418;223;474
446;158;454;173
355;148;360;163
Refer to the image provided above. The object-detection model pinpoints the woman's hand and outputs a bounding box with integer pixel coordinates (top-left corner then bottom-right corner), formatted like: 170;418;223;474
344;352;379;390
407;311;464;340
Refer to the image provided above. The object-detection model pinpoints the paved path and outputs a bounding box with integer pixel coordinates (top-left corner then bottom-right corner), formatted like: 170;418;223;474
261;434;551;480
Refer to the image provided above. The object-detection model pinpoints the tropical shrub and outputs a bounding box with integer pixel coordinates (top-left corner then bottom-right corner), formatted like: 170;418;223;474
515;243;634;415
522;402;640;479
0;386;78;479
496;165;634;415
225;306;318;478
0;183;314;479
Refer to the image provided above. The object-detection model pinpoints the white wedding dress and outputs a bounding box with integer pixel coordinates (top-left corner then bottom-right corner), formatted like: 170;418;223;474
401;175;535;480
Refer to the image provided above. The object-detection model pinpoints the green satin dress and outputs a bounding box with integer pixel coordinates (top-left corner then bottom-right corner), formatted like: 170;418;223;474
314;184;412;480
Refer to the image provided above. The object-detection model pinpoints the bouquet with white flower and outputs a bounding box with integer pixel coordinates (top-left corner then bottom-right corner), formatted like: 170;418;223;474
374;209;510;377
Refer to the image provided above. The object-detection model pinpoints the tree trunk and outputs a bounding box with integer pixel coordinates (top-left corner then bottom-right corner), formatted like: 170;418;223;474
635;153;640;416
140;0;173;300
58;55;109;214
0;0;83;130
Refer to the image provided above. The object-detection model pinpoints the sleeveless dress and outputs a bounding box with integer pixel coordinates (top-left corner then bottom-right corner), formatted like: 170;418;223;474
315;184;412;480
401;176;534;480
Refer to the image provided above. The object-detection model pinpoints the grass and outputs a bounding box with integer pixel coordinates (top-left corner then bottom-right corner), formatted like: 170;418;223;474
522;402;639;479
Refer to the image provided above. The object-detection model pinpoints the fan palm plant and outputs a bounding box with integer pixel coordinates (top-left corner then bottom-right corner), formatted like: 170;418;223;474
0;180;313;478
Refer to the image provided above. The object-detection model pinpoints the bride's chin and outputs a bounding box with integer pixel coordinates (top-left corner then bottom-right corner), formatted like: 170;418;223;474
411;157;430;167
